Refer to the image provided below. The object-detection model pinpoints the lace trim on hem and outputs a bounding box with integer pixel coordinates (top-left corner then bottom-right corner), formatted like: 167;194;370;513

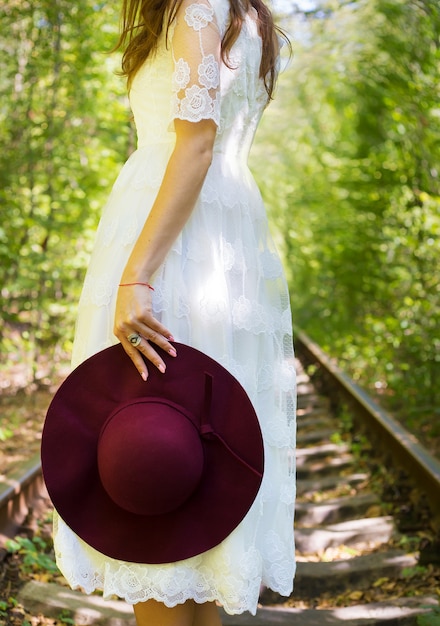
66;578;294;616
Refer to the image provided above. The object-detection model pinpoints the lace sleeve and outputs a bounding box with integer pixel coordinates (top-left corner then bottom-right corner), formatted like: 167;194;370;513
170;0;221;125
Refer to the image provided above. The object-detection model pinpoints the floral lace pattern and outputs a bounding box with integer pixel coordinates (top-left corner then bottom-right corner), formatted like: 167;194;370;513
58;0;296;616
170;0;221;124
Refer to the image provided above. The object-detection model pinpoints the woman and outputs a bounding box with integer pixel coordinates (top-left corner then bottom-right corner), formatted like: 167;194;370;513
52;0;297;623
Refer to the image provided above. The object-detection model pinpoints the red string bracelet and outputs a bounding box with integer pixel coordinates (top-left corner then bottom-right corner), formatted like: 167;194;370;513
119;282;155;291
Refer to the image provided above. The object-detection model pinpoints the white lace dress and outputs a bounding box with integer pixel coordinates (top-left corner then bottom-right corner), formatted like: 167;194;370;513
53;0;296;615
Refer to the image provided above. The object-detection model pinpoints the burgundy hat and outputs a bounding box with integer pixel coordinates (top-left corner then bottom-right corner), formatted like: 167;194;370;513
41;342;264;564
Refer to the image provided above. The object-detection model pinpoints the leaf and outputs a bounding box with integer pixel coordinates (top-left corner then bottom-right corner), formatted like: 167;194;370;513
348;590;364;601
373;577;390;587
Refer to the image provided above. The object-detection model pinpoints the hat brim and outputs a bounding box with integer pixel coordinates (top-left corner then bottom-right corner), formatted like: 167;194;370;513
41;343;264;564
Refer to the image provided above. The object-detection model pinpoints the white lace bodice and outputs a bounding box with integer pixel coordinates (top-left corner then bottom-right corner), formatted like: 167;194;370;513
129;0;268;161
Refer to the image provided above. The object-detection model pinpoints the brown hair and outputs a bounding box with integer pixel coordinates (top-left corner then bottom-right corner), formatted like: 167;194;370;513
115;0;290;100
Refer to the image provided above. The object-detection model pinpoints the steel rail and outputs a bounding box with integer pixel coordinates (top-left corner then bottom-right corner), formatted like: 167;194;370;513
0;452;45;547
294;328;440;530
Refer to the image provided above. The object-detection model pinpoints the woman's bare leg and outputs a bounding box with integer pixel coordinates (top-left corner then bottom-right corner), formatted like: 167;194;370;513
193;602;222;626
133;599;195;626
133;599;222;626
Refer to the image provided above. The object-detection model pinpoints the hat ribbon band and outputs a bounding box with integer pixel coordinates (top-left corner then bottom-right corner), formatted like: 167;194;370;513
201;423;263;478
201;373;263;479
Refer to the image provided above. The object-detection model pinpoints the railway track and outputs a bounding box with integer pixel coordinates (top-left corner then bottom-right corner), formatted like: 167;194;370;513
1;330;439;624
294;329;440;530
0;453;46;554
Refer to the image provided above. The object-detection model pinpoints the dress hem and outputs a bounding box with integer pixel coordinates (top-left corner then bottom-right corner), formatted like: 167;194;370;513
67;580;295;616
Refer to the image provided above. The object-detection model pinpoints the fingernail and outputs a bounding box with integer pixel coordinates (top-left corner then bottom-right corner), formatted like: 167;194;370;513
141;372;148;381
168;335;175;341
169;348;177;357
158;364;166;374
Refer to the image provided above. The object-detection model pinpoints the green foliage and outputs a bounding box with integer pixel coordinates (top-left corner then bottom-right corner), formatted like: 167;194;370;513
0;0;131;377
396;534;422;552
1;0;439;452
401;565;429;578
0;599;9;617
417;606;440;626
252;0;440;432
0;597;20;619
57;609;76;625
0;597;31;625
6;535;59;574
0;424;13;442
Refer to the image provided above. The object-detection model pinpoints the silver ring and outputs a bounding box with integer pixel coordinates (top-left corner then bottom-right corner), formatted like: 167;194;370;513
128;333;142;347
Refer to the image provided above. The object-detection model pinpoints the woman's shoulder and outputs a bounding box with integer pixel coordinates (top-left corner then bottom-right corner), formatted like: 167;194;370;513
185;0;229;36
213;0;231;36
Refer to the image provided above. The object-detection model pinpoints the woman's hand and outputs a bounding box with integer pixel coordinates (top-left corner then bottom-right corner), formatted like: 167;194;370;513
114;283;177;381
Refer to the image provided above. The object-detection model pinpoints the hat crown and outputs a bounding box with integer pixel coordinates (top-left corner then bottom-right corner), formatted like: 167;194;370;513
97;399;204;516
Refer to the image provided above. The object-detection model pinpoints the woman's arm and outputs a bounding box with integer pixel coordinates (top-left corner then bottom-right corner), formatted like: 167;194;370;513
114;117;217;380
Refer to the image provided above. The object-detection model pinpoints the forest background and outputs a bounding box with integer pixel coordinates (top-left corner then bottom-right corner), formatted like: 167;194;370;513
1;0;439;452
